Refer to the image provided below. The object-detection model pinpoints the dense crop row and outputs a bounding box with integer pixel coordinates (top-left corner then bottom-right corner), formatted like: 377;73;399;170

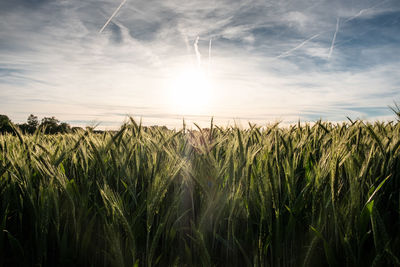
1;119;400;266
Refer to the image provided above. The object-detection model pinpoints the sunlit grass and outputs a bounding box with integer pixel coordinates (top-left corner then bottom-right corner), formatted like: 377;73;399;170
1;118;400;266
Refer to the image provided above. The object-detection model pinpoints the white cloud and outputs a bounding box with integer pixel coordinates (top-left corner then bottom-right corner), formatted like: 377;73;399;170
284;11;310;29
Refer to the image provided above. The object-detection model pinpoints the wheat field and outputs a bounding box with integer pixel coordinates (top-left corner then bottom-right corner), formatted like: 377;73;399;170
1;118;400;266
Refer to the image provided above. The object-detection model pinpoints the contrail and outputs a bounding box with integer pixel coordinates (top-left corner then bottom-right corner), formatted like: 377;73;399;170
194;36;201;67
208;38;212;63
99;0;128;33
276;34;320;58
344;8;366;23
328;17;340;59
344;0;388;23
208;38;212;72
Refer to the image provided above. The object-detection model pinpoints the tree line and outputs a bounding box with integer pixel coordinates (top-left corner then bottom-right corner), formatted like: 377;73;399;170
0;114;172;135
0;114;79;134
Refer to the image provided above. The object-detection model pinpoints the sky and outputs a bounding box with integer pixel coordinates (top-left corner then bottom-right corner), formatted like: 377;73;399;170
1;0;400;128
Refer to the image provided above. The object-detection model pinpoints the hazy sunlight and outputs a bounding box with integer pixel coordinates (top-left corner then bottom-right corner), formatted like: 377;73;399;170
168;66;213;114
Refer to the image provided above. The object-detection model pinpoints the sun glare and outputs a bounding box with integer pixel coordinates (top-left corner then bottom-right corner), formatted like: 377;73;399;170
168;66;213;114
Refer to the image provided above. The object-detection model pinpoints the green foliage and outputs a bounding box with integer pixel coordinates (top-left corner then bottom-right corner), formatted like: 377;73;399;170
26;114;39;134
1;114;71;135
0;114;12;134
1;119;400;266
37;116;71;134
40;116;61;134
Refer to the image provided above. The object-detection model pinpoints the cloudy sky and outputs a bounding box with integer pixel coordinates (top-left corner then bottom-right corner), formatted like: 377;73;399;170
1;0;399;128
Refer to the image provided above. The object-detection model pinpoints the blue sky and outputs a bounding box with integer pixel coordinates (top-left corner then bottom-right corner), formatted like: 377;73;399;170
0;0;399;128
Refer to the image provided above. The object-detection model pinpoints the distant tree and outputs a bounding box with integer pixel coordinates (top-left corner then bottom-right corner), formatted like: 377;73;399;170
0;114;13;134
17;123;29;134
27;114;39;133
39;116;71;134
17;114;39;134
58;122;71;134
40;116;60;134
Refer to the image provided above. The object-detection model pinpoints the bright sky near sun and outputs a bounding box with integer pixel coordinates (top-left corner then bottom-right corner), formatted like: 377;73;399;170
1;0;400;128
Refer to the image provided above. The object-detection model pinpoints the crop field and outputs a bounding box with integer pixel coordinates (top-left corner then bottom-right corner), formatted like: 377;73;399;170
1;119;400;266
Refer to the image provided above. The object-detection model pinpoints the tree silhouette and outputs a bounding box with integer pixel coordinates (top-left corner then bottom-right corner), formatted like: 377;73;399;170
0;114;13;134
40;116;60;134
27;114;39;132
58;122;71;133
18;114;39;134
39;116;71;134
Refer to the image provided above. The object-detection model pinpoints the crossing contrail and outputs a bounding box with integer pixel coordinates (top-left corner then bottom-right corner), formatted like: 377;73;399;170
276;34;320;58
328;17;340;59
99;0;128;33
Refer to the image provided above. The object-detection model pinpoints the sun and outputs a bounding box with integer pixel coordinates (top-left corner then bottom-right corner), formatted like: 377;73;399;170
168;66;213;114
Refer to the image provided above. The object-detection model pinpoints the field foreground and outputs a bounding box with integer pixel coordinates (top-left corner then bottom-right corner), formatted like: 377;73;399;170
1;119;400;266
